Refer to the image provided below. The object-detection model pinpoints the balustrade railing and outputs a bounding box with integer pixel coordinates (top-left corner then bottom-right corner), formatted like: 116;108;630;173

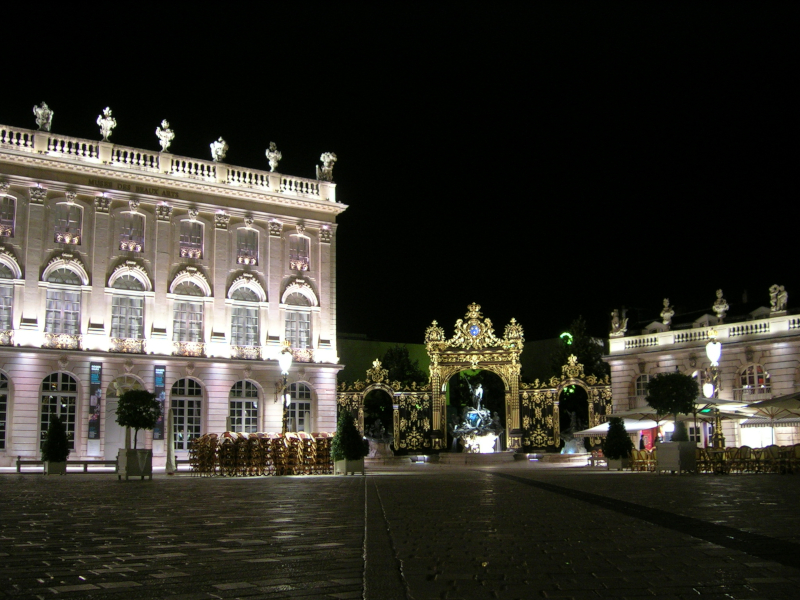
174;341;205;357
110;338;147;354
733;387;772;402
281;175;319;197
293;348;314;363
227;167;271;189
0;126;34;149
112;146;160;170
2;123;333;201
230;345;262;360
167;157;217;181
46;134;99;160
43;333;82;350
611;313;799;354
0;330;13;346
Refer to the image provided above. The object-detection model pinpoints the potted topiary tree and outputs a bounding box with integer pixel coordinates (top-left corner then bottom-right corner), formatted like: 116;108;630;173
602;417;634;470
115;389;162;480
332;410;368;475
646;372;698;473
42;415;70;475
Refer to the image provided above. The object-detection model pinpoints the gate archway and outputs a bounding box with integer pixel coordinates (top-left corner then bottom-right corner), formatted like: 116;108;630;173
425;303;524;449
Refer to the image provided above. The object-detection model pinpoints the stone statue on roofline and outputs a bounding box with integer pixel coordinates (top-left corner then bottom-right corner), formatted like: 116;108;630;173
610;308;627;337
712;289;729;322
210;137;228;162
265;142;282;172
97;107;117;141
660;298;675;330
769;284;788;313
156;120;175;152
33;102;53;132
316;152;337;181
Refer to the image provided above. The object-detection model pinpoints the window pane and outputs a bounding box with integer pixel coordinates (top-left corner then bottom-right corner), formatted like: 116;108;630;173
0;196;14;237
0;284;12;330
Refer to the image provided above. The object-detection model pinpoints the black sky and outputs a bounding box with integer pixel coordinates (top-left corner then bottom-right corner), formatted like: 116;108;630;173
5;4;797;344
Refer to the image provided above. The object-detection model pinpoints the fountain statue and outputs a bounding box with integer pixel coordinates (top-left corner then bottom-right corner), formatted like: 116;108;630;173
448;374;504;453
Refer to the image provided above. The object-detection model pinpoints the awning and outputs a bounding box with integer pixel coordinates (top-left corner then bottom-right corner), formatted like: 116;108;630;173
740;416;800;428
573;419;660;438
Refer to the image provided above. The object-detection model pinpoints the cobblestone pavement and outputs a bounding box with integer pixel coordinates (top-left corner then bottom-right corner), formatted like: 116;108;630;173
2;464;800;600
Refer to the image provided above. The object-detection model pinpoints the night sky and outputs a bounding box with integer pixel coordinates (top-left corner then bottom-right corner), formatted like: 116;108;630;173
5;4;796;344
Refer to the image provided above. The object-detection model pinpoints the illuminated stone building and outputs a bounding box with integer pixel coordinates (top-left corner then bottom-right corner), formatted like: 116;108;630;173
0;107;345;466
605;290;800;448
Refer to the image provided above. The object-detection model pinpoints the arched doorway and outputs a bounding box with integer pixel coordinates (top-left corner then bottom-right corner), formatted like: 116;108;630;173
445;369;506;452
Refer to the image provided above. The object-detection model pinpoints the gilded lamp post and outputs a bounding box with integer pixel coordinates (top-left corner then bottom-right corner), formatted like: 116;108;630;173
704;332;726;449
276;343;293;436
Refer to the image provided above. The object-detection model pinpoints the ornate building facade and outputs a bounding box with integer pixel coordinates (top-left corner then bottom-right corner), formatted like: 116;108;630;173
605;289;800;448
0;107;346;466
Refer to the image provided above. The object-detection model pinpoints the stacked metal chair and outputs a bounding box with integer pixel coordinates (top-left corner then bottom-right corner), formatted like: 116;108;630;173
217;432;239;477
189;433;218;477
285;432;303;475
298;431;317;474
313;432;333;474
271;433;289;475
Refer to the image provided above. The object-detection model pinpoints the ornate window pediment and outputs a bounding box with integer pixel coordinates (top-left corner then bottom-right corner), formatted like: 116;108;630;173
108;262;152;291
281;279;317;307
228;273;266;302
0;247;22;279
42;253;89;285
170;268;211;297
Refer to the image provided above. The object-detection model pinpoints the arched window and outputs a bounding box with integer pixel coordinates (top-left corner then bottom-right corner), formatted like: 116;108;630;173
171;378;202;450
119;212;145;252
179;221;203;258
237;229;258;265
738;364;771;399
285;292;311;349
229;381;259;432
230;287;259;347
0;263;13;330
172;281;204;342
0;195;15;237
41;373;78;451
287;383;313;432
0;373;8;450
289;235;309;271
45;267;81;334
111;274;145;339
54;203;82;245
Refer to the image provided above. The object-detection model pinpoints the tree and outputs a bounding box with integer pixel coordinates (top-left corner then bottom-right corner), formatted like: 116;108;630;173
645;372;698;430
41;415;70;462
115;389;162;450
381;345;427;385
549;316;609;378
331;411;368;461
602;417;634;460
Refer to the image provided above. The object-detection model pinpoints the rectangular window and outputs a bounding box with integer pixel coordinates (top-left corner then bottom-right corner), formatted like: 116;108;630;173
180;221;203;258
0;284;12;330
54;203;82;245
173;301;203;342
45;289;81;334
289;236;309;271
229;400;258;433
689;426;701;443
285;311;310;348
231;306;258;346
237;229;258;265
0;196;15;237
111;295;144;339
119;213;144;252
172;400;202;451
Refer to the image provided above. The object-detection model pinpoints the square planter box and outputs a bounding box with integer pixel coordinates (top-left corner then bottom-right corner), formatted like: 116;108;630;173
118;449;153;480
44;461;67;475
655;441;696;474
607;457;629;471
335;458;365;476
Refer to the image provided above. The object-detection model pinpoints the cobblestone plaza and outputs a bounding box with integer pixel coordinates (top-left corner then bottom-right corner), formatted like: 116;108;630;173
2;463;799;599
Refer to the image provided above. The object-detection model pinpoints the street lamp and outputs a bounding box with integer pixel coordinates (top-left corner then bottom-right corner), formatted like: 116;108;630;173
704;331;726;448
277;342;293;436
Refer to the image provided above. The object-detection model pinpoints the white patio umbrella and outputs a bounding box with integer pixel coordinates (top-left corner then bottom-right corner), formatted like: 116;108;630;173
745;392;800;445
573;419;661;438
